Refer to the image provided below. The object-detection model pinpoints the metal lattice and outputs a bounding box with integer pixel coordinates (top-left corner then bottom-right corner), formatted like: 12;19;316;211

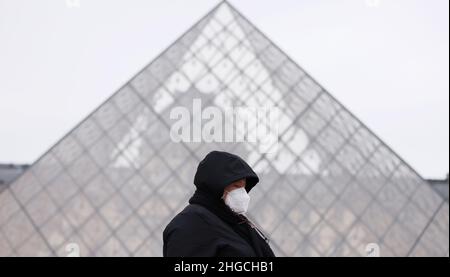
0;2;448;257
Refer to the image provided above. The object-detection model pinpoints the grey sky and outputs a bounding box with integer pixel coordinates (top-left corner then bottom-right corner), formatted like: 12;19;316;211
0;0;448;179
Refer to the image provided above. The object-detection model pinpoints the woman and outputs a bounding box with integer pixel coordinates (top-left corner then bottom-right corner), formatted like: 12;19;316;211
163;151;275;257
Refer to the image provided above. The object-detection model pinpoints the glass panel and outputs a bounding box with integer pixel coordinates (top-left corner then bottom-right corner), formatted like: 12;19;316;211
391;164;421;198
62;194;95;228
16;233;52;257
88;134;118;169
99;194;133;230
346;223;378;256
32;153;63;185
0;189;21;226
137;194;172;232
25;190;58;226
130;69;160;99
312;93;340;122
288;200;321;235
309;221;340;256
325;202;357;234
10;171;42;205
377;182;408;216
93;101;122;131
411;183;443;218
119;174;154;210
41;214;74;251
67;154;99;187
156;176;190;211
267;176;299;213
52;136;84;167
79;214;112;253
304;180;336;215
2;210;35;249
116;215;150;254
355;162;386;196
341;181;372;217
97;236;129;257
2;2;447;257
73;118;104;148
113;86;141;115
83;173;116;208
252;200;284;234
271;220;303;256
0;231;13;257
361;201;394;238
383;223;416;256
397;201;429;237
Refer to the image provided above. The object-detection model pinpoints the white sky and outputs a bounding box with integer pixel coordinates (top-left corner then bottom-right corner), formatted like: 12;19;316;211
0;0;448;179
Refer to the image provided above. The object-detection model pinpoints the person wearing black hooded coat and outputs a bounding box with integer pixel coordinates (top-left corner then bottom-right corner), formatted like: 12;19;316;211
163;151;275;257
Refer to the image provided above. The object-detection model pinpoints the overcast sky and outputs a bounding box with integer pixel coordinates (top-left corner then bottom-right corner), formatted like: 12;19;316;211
0;0;448;179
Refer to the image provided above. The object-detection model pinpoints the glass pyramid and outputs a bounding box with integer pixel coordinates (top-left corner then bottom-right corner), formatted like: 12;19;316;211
0;1;448;257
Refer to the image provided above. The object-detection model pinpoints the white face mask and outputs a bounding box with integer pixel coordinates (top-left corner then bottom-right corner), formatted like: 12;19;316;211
224;187;250;214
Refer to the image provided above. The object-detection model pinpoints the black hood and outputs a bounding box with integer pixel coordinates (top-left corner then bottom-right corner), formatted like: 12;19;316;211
193;151;259;199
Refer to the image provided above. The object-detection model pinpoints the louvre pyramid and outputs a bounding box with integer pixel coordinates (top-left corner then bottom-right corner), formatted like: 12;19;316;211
0;1;448;257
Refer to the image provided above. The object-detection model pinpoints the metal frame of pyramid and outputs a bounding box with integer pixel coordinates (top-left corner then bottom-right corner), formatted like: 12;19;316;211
0;1;448;257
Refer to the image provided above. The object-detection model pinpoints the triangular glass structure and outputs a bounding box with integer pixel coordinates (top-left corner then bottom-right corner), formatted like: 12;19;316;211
0;1;448;257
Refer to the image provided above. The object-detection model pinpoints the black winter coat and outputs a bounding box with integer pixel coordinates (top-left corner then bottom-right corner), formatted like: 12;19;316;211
163;151;275;257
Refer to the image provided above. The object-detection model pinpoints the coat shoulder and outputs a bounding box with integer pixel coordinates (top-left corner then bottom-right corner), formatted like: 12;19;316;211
163;204;220;234
162;204;226;257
